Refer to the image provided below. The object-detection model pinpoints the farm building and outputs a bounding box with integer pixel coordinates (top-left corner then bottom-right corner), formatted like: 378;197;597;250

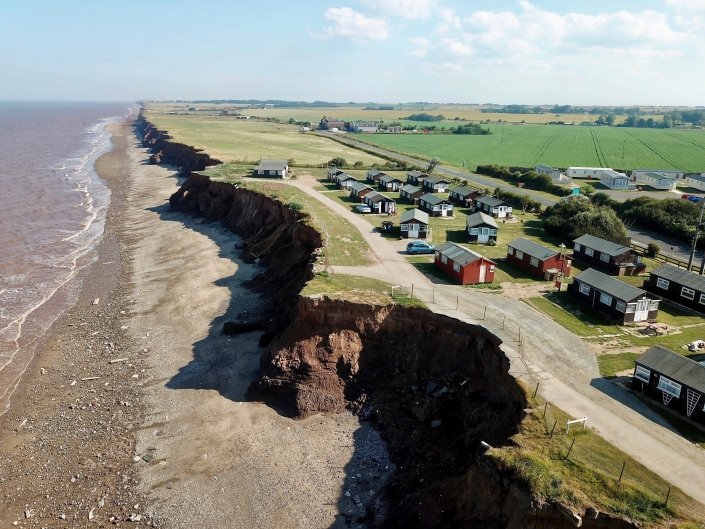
643;264;705;315
422;176;452;193
507;238;572;280
599;170;630;190
336;173;359;190
406;170;429;186
328;168;345;181
319;117;345;130
448;186;482;207
367;169;387;184
378;174;404;192
634;171;677;191
253;159;289;179
632;168;684;181
475;195;512;218
386;125;402;133
434;242;496;285
363;191;396;214
572;234;645;276
466;212;498;244
399;184;424;203
566;167;611;180
684;174;705;191
350;182;374;202
419;193;454;217
633;345;705;425
349;121;378;133
535;165;562;180
399;208;430;239
567;268;659;324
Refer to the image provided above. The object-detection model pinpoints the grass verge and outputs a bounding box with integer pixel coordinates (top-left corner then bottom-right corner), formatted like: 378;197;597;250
302;272;426;308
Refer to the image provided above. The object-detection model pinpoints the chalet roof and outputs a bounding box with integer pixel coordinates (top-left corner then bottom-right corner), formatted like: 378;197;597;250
436;242;495;267
350;182;373;193
367;169;386;178
636;345;705;394
601;170;629;180
643;172;675;181
466;212;498;229
449;185;479;197
476;195;508;208
256;159;288;171
379;174;403;184
535;165;558;171
573;234;630;257
419;193;452;206
651;264;705;292
399;208;428;224
424;175;450;185
687;175;705;184
573;268;647;302
407;170;428;179
328;168;344;176
507;238;558;261
400;184;422;194
365;191;395;203
338;173;358;182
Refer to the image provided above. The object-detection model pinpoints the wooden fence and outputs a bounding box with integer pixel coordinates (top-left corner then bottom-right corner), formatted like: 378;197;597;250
630;241;696;271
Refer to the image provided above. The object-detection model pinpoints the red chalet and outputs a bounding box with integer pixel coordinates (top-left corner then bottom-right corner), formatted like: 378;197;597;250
434;242;496;285
506;238;571;280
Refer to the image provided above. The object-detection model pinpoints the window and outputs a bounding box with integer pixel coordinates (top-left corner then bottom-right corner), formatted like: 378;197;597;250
258;170;264;175
584;247;594;257
700;293;705;305
400;224;409;231
681;286;696;300
441;254;448;264
616;301;626;312
490;265;495;272
508;248;514;256
530;257;539;267
656;277;670;290
657;376;681;398
516;250;524;260
599;252;610;262
634;365;651;382
599;292;613;305
649;300;659;310
579;283;590;295
452;262;460;272
625;303;636;313
489;229;497;235
469;228;478;235
574;243;581;252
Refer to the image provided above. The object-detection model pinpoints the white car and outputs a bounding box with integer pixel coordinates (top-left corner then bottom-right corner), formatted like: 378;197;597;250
354;204;372;214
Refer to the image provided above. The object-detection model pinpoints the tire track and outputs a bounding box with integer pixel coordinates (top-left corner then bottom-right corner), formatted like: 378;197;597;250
589;128;607;166
664;130;705;153
531;129;559;166
624;130;680;169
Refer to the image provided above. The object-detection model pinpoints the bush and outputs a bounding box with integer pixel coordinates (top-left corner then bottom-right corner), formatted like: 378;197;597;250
288;202;304;212
353;161;364;169
328;157;347;168
646;242;660;257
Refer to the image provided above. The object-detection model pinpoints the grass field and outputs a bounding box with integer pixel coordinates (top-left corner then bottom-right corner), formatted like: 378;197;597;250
143;109;388;166
356;123;705;173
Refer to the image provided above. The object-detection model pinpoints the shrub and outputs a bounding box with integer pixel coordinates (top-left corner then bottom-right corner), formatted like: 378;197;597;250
328;157;347;168
288;202;304;211
646;242;660;257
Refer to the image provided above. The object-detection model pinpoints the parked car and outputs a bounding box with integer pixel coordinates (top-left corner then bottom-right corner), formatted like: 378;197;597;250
682;194;703;203
406;241;435;254
354;204;372;213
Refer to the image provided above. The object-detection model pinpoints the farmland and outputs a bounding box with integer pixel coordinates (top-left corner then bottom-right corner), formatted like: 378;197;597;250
354;123;705;173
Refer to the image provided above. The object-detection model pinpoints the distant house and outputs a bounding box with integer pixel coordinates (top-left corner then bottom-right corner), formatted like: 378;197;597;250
434;242;496;285
350;182;374;202
475;196;512;218
418;193;454;217
567;268;659;324
349;121;378;133
535;165;563;180
367;169;387;184
566;167;612;180
378;174;404;192
507;238;571;280
387;125;402;133
448;186;482;207
422;176;451;193
683;174;705;191
634;171;678;190
336;173;359;190
363;191;396;214
399;184;424;204
406;170;429;186
328;168;345;181
399;208;430;239
632;168;684;181
633;345;705;424
643;264;705;315
466;212;498;244
253;159;289;179
319;116;346;130
572;234;645;276
599;170;630;190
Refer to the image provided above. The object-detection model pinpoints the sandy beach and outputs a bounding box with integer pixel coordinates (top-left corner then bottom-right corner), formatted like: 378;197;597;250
0;116;389;528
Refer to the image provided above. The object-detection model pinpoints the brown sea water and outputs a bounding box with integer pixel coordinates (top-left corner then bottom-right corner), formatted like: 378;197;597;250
0;101;133;414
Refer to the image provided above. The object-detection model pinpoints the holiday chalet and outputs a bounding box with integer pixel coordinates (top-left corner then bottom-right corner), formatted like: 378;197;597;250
506;238;571;280
434;242;496;285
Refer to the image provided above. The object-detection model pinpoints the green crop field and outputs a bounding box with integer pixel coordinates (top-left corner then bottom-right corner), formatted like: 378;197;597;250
356;123;705;173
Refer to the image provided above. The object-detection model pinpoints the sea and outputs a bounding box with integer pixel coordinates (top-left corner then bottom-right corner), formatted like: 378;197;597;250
0;101;134;415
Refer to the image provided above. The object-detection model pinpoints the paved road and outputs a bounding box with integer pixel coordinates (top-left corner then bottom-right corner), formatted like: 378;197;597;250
319;132;695;261
261;173;705;505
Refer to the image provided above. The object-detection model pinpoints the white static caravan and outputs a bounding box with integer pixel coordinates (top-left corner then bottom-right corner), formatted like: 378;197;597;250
535;165;562;180
684;174;705;192
632;168;684;181
634;171;677;191
566;167;611;180
599;170;630;190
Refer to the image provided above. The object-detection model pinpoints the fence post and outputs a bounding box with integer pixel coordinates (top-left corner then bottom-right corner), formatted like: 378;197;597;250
565;438;576;460
535;383;541;399
618;461;626;482
519;328;522;346
665;486;671;507
549;421;557;438
483;306;487;320
456;295;459;310
502;316;505;329
411;283;414;299
432;288;435;303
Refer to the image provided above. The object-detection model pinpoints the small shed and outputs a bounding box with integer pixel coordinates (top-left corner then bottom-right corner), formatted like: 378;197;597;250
419;193;454;217
422;176;451;193
363;191;396;214
406;170;429;185
253;159;289;179
434;242;496;285
633;345;705;424
378;174;404;192
572;234;645;276
567;268;659;324
475;196;512;218
399;208;429;239
448;186;482;207
643;264;705;314
507;238;571;280
466;212;498;244
399;184;424;204
350;182;374;202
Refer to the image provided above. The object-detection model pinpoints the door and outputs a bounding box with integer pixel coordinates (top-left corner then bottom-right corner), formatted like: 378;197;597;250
479;227;489;243
634;299;650;321
441;204;448;217
479;264;487;283
408;223;419;239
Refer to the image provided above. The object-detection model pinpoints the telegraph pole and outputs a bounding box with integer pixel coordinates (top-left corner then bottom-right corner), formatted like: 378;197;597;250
688;197;705;271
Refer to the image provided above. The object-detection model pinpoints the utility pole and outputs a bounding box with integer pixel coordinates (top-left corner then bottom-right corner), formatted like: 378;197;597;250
688;197;705;271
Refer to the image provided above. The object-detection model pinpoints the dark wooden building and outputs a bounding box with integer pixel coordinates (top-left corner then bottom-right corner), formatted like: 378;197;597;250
466;212;498;244
633;345;705;425
475;196;512;218
363;191;396;214
253;159;289;179
336;173;359;190
567;268;659;324
448;185;482;207
422;175;451;193
434;242;496;285
399;208;429;239
399;184;424;204
406;170;429;186
643;264;705;315
367;169;387;184
349;182;374;202
506;238;571;280
572;234;645;276
378;174;404;192
419;193;454;217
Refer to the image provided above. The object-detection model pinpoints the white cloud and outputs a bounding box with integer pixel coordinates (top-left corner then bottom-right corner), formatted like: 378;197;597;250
665;0;705;11
360;0;437;20
440;38;473;57
323;7;389;40
436;7;462;33
409;37;431;58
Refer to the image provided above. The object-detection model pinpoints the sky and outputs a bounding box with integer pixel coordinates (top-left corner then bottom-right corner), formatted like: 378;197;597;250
1;0;704;106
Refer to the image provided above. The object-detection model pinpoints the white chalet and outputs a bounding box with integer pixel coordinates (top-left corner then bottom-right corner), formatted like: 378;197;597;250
599;170;630;190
